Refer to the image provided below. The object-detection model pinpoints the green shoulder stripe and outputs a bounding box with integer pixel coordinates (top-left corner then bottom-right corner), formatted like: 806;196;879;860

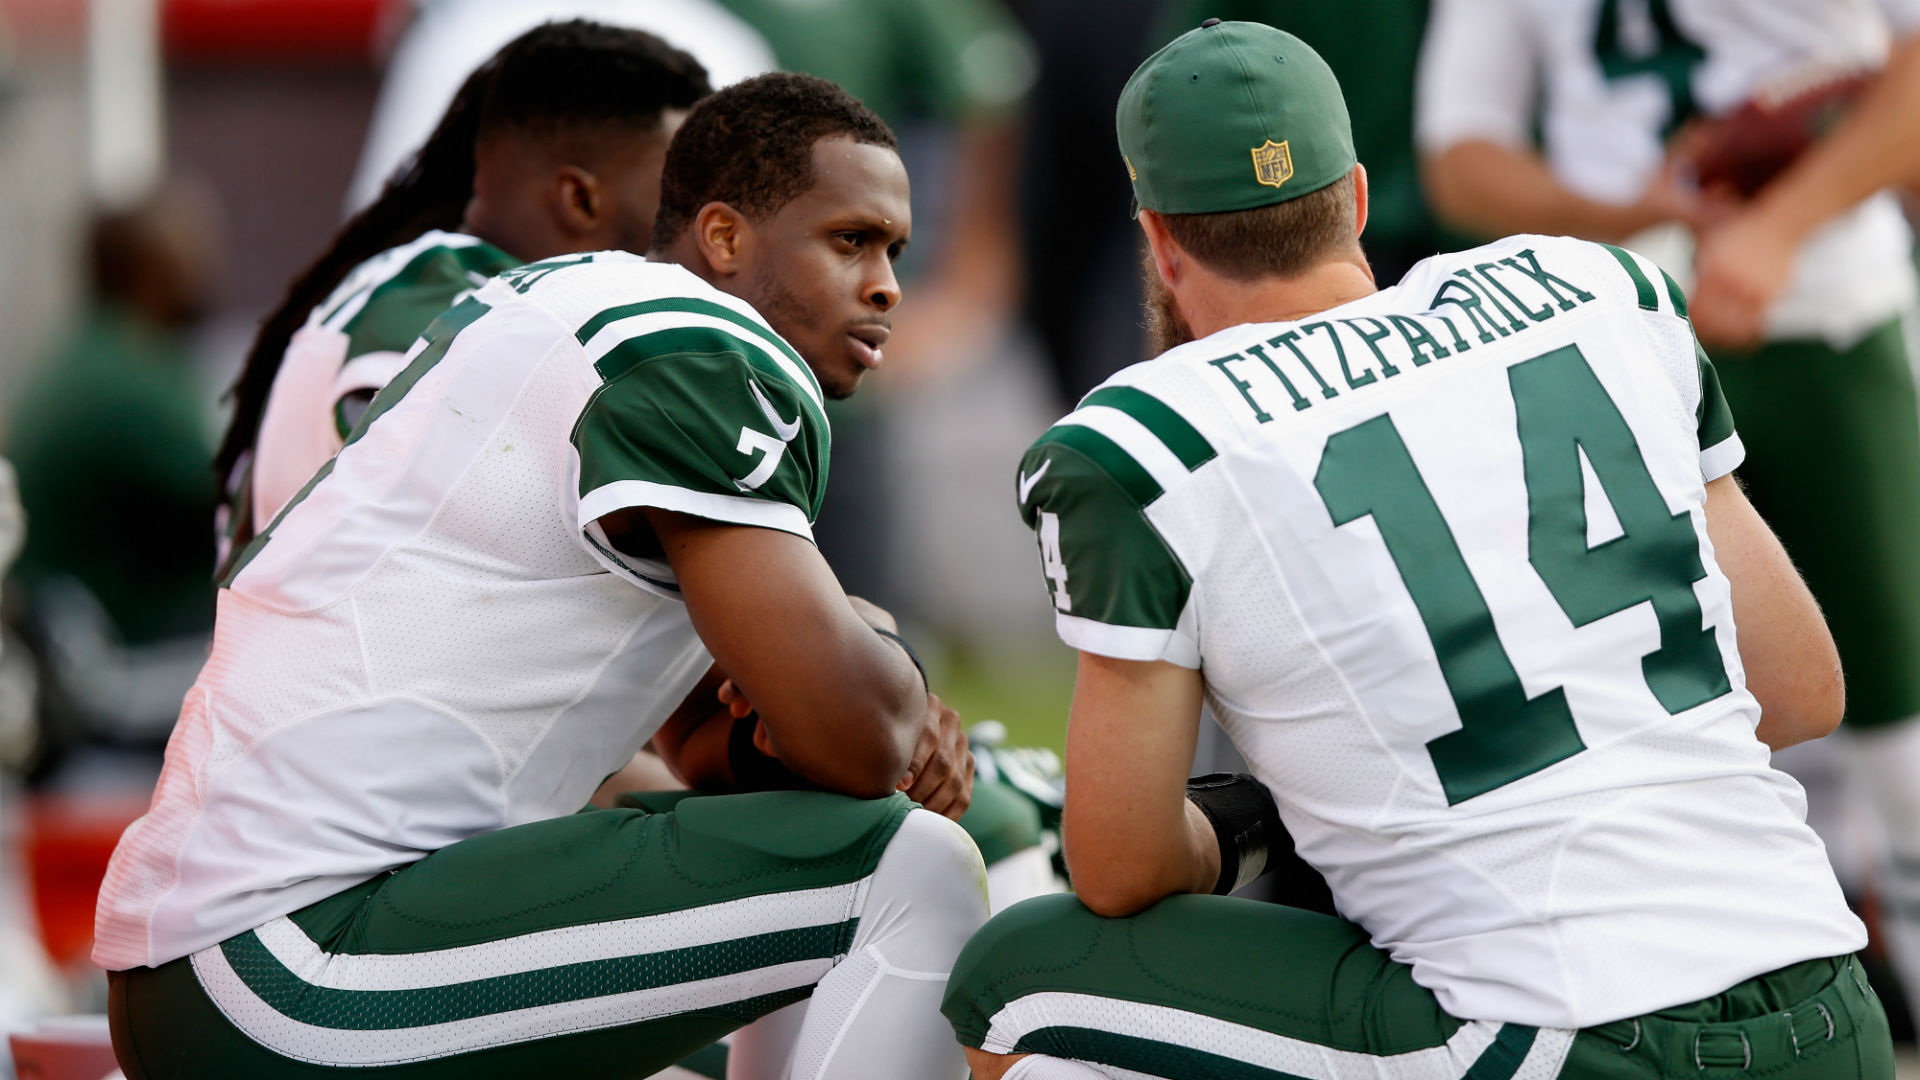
1033;424;1162;508
1599;244;1658;312
576;296;822;404
590;325;826;432
1658;268;1689;317
1079;386;1216;471
327;240;516;360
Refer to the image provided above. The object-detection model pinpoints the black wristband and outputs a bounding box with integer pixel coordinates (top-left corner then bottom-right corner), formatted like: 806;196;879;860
1186;773;1283;895
872;627;929;691
727;714;810;792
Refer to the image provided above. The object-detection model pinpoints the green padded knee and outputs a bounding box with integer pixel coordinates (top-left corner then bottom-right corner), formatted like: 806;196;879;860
942;893;1463;1057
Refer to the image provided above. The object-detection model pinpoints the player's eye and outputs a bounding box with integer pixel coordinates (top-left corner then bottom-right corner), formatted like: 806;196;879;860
887;241;906;262
833;231;864;251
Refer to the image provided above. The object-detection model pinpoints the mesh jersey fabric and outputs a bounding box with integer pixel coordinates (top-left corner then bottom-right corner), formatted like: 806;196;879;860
96;251;831;971
1014;234;1863;1028
249;231;522;535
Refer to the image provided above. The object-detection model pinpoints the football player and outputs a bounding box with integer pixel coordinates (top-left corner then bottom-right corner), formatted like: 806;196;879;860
216;20;710;565
1418;0;1920;1026
96;73;985;1079
945;22;1889;1080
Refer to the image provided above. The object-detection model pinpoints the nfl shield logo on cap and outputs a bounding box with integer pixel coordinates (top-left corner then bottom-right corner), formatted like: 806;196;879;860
1251;140;1293;189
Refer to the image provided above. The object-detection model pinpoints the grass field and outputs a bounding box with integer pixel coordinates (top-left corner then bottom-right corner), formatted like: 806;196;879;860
929;639;1076;755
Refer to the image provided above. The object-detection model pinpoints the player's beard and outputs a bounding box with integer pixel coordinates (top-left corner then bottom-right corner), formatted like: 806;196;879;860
751;270;860;400
1142;249;1194;355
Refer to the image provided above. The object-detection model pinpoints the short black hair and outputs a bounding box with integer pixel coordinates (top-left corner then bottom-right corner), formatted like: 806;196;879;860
651;72;898;248
1160;171;1358;281
477;19;710;143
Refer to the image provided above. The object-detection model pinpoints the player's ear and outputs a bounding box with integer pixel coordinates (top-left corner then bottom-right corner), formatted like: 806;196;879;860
554;165;602;237
1137;209;1182;290
692;201;749;277
1351;163;1369;242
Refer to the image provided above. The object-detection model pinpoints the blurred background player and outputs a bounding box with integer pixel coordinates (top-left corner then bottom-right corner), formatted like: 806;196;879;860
1417;0;1920;1029
7;183;226;770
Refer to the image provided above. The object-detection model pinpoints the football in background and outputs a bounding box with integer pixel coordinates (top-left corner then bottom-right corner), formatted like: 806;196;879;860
1684;66;1875;198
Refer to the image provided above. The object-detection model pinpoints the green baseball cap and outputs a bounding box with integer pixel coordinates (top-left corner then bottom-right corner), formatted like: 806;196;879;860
1118;20;1355;215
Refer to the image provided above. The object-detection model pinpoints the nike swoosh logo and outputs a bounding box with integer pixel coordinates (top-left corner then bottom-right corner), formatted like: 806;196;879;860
750;380;801;442
1018;459;1052;504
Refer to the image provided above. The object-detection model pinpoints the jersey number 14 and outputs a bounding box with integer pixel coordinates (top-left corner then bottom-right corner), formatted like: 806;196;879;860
1314;343;1733;804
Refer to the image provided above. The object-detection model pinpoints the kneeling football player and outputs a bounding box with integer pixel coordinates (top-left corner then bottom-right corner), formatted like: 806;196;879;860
945;22;1889;1080
96;73;986;1080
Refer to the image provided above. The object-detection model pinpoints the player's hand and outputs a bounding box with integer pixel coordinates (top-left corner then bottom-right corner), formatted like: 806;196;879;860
1691;208;1798;349
717;677;756;720
1632;148;1739;238
897;693;973;821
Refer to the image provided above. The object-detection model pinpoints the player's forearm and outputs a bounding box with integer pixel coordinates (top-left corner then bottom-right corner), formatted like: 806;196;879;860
1423;141;1662;243
754;628;924;797
1740;33;1920;247
1066;799;1219;918
647;509;923;797
1061;654;1217;916
1703;475;1845;749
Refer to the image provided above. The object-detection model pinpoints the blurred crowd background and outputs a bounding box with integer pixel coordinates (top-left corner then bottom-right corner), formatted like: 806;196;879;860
0;0;1915;1074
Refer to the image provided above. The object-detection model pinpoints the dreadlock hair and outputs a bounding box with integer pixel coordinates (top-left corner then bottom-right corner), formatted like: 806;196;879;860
650;72;897;250
214;19;710;485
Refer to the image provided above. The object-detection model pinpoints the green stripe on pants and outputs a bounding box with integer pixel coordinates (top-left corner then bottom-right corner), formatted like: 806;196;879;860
943;894;1890;1079
111;791;913;1077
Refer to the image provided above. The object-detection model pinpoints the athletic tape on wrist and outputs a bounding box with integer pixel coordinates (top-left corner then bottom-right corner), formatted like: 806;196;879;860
1186;772;1282;895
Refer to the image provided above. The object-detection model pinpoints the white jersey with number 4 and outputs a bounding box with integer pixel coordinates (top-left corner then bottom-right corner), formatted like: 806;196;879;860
1017;234;1862;1029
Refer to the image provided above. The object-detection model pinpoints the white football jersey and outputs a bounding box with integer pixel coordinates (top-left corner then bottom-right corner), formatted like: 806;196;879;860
96;252;832;971
1417;0;1920;343
1017;235;1863;1028
248;230;521;538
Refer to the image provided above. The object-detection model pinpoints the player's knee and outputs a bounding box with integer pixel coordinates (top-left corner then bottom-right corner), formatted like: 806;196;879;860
858;808;989;966
942;893;1091;1042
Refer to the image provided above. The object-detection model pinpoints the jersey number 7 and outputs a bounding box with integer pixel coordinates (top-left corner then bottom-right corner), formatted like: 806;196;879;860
1314;343;1733;804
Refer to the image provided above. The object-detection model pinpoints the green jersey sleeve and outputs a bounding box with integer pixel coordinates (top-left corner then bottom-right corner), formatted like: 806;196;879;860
1016;428;1199;667
1599;244;1744;481
1695;343;1742;481
1649;263;1745;482
573;325;828;544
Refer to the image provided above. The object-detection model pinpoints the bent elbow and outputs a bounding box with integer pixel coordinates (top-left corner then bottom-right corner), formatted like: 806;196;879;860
1073;880;1159;920
1810;662;1846;739
777;696;917;799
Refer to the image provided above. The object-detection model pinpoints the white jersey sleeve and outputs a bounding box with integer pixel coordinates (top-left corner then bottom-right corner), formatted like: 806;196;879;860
1416;0;1540;153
